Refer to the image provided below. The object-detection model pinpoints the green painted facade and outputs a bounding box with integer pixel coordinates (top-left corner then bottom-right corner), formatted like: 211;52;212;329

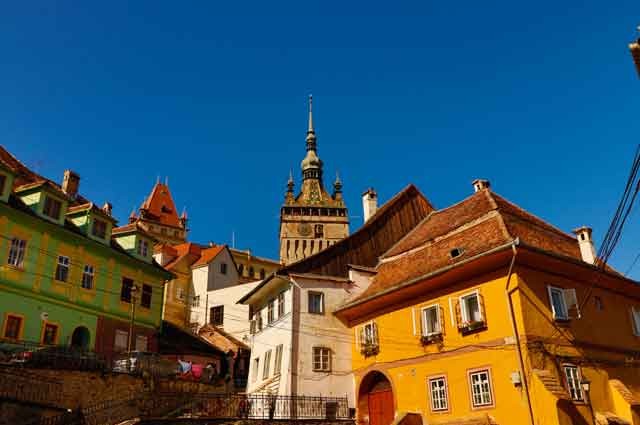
0;166;172;351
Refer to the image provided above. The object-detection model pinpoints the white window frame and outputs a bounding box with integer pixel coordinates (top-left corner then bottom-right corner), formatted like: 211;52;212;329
252;357;259;382
421;304;442;337
469;369;493;408
55;255;70;282
428;375;449;412
277;292;285;317
274;344;283;376
135;335;148;352
176;287;186;302
632;307;640;336
312;347;331;372
8;238;27;268
267;300;275;324
137;239;149;257
263;350;272;379
114;330;128;352
308;291;324;314
460;290;483;325
81;264;94;289
357;321;379;351
563;364;584;401
547;285;569;320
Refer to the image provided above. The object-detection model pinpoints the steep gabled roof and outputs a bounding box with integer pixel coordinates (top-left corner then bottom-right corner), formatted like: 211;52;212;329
163;242;203;270
280;184;434;277
352;188;584;303
140;182;181;228
191;245;227;268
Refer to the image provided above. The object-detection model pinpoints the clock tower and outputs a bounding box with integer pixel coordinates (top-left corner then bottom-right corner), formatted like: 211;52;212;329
279;96;349;264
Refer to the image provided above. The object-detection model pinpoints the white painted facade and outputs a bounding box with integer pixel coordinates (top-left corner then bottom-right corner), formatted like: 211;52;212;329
243;268;374;407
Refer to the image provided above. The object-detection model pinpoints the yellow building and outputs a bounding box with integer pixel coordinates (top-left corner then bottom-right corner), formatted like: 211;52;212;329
335;180;640;425
230;247;281;282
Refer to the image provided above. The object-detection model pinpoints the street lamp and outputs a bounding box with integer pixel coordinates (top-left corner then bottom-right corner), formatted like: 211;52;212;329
127;284;140;353
631;27;640;77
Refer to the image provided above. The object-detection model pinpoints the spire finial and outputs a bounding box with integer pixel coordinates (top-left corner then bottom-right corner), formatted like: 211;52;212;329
287;169;295;192
307;94;314;134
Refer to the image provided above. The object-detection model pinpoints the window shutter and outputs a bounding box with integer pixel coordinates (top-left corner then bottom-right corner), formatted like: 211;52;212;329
356;327;362;351
455;300;462;328
478;292;486;323
372;322;379;346
564;289;581;319
412;308;417;336
547;286;557;319
437;305;444;334
631;308;640;336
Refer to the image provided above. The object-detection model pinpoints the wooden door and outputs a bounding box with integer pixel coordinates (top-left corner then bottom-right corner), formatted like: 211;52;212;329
369;389;394;425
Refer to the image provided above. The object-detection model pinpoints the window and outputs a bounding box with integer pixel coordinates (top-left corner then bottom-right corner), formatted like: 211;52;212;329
176;287;186;302
256;311;263;331
42;323;58;345
631;307;640;336
267;300;275;324
359;322;379;356
274;344;283;376
81;265;94;289
450;247;464;259
121;278;134;303
563;365;584;401
210;306;224;326
135;335;148;352
192;295;200;308
238;264;244;275
263;350;272;379
469;369;493;407
308;291;324;314
141;284;152;309
314;224;324;238
460;291;484;326
277;292;285;317
92;219;107;239
220;262;227;275
0;174;6;195
55;255;70;282
4;315;22;339
260;269;266;280
312;347;331;372
43;196;62;220
252;358;259;382
114;330;128;352
8;238;27;267
137;239;149;257
429;376;449;412
547;286;581;321
422;305;442;336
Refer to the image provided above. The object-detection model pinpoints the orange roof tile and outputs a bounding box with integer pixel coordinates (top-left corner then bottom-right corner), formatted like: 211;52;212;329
163;242;202;270
139;182;181;228
191;245;226;268
355;188;585;304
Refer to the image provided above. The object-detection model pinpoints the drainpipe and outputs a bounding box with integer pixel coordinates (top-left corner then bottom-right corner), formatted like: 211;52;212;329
504;238;535;425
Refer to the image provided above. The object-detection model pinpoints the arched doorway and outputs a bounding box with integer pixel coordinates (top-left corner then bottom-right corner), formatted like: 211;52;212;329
358;371;394;425
70;326;90;349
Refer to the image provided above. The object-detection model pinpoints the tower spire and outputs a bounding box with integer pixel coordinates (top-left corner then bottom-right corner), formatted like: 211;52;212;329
307;94;314;134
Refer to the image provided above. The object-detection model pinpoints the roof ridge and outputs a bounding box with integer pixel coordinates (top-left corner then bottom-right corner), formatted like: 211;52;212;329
490;191;577;241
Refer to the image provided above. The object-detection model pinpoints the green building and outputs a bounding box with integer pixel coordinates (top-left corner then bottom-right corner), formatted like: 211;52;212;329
0;146;172;359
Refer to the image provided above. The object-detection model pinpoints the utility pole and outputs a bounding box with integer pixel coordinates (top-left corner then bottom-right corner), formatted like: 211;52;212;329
128;284;140;353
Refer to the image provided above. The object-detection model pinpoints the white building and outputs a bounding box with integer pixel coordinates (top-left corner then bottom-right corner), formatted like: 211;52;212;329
238;184;433;407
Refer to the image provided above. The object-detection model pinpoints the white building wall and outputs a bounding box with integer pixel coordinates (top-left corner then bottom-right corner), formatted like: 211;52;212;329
293;277;356;406
205;280;261;342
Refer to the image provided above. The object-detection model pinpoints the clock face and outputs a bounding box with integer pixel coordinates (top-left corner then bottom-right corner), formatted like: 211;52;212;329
298;223;312;236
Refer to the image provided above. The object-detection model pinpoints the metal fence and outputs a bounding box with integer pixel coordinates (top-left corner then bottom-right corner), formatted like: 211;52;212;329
164;393;351;420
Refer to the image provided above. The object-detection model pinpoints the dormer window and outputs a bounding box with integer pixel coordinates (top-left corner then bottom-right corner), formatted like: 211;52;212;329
0;175;6;196
137;239;149;257
43;196;62;221
92;219;107;239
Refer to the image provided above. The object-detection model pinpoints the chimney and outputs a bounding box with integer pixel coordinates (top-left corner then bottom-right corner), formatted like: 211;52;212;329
62;170;80;199
573;226;597;265
102;202;113;216
472;179;491;192
362;188;378;222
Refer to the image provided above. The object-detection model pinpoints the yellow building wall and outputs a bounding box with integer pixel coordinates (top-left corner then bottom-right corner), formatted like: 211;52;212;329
352;270;531;424
162;265;192;329
516;266;640;425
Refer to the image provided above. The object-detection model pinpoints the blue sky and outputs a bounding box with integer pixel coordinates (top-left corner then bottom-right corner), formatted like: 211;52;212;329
2;2;640;276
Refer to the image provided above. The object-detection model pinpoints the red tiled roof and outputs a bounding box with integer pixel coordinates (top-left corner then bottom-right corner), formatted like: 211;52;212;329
163;242;202;270
140;183;181;228
66;202;118;223
358;188;583;302
191;245;226;268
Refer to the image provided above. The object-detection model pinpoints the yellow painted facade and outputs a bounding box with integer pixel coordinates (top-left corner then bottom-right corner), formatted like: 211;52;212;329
344;255;640;425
